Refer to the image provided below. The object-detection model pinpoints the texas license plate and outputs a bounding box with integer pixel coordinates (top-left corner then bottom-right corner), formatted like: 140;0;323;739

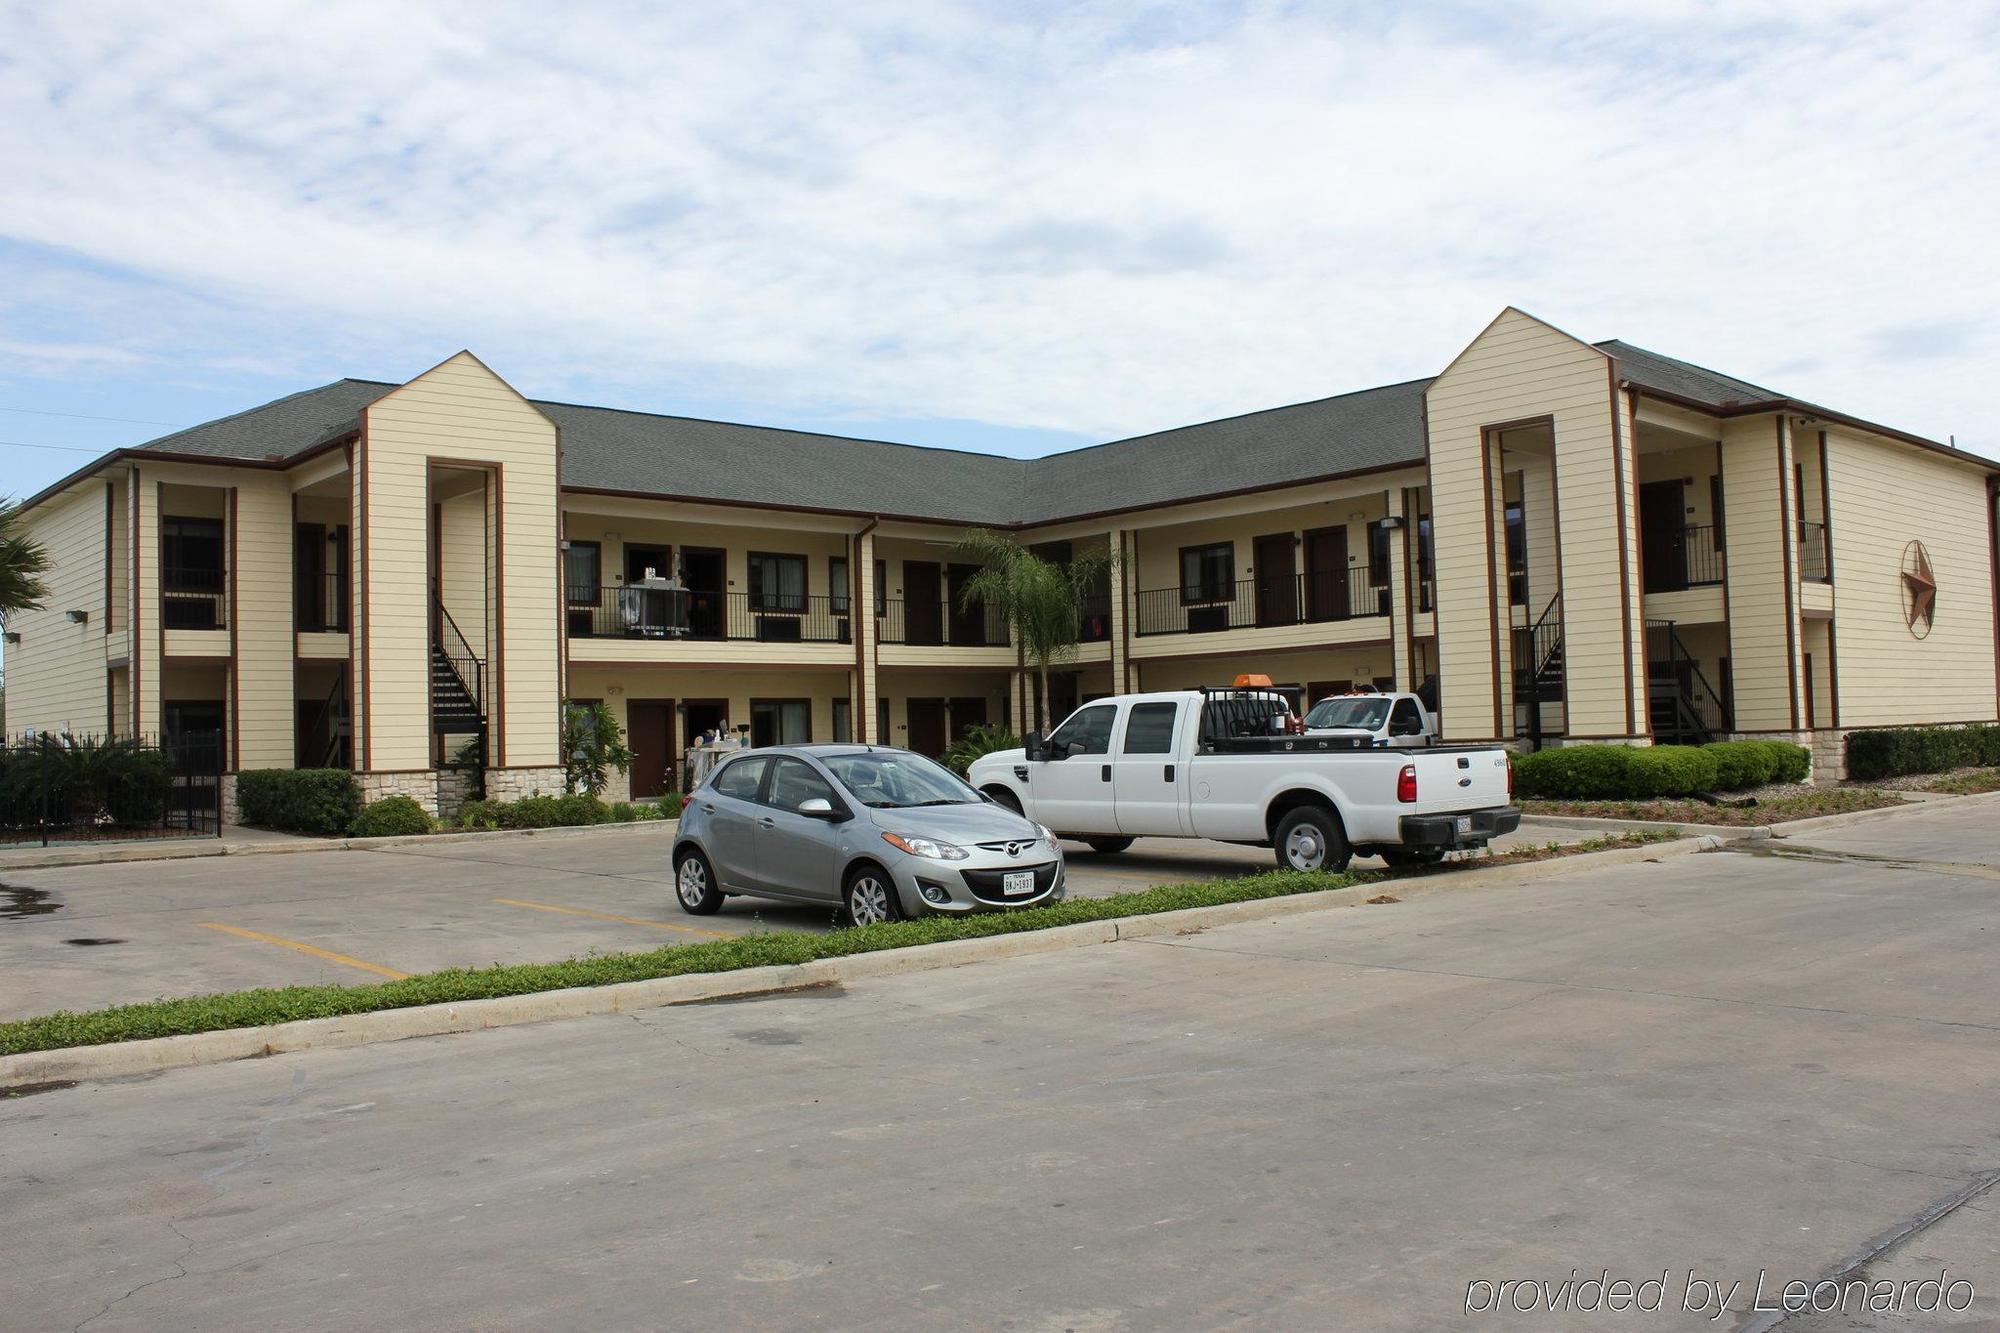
1454;816;1473;836
1003;871;1036;897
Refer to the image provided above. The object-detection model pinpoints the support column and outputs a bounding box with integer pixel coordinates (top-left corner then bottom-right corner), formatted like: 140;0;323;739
1385;493;1414;690
1108;528;1130;695
854;524;878;741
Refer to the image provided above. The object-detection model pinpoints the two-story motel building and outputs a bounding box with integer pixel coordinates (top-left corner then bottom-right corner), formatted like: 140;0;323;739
8;308;1998;815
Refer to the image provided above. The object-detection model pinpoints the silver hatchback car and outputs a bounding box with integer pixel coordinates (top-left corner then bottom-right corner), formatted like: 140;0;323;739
672;744;1066;925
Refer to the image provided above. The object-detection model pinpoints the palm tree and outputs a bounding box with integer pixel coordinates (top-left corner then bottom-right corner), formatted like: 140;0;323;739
952;529;1115;733
0;502;50;628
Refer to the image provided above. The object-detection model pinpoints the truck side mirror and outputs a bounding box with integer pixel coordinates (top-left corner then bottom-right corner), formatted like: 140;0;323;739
1024;731;1047;762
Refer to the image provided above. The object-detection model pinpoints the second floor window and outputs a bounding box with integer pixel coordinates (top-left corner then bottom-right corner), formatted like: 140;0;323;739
829;556;849;614
748;552;807;612
565;541;601;605
1504;501;1527;606
163;516;225;629
1179;543;1234;604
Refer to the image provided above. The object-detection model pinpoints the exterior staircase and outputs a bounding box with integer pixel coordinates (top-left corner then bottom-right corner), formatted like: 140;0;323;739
430;646;484;735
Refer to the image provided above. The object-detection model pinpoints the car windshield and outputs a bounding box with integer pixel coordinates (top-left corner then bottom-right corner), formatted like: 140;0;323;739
1306;697;1391;730
820;751;982;808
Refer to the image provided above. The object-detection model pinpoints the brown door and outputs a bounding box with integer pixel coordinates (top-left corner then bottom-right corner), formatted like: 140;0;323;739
946;564;986;645
1253;533;1299;627
626;700;675;799
1302;526;1348;621
906;697;948;756
947;697;988;741
904;562;943;645
1639;481;1688;593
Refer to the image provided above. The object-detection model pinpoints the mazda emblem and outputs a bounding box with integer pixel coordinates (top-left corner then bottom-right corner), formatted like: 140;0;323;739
1006;841;1024;857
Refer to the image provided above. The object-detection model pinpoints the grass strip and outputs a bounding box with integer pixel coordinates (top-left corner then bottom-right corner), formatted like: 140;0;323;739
0;869;1359;1056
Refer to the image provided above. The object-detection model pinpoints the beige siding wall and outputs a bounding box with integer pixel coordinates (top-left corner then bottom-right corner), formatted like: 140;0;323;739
1825;428;1997;727
1720;414;1801;732
1427;309;1636;739
438;486;490;655
1133;645;1397;697
233;474;295;769
1128;496;1387;599
105;477;127;635
360;353;561;772
7;482;109;734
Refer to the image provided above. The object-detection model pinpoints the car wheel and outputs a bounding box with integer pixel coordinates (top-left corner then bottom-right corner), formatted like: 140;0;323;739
844;865;905;927
674;849;724;915
1380;846;1448;869
1274;806;1350;874
1084;837;1134;855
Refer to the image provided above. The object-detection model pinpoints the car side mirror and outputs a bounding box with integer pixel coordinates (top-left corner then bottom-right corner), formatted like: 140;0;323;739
1025;731;1047;762
797;797;837;819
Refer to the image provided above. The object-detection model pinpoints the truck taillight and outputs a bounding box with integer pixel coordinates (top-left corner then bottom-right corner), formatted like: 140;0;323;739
1396;763;1417;804
1506;753;1515;798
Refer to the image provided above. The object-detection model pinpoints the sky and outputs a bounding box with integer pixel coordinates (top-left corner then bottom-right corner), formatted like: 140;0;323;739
1;0;1997;503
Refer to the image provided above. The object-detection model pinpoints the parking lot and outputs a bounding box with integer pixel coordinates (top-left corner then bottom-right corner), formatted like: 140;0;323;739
0;821;1593;1021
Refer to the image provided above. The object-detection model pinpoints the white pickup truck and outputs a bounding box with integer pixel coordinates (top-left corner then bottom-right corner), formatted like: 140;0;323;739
1303;690;1439;747
968;688;1520;872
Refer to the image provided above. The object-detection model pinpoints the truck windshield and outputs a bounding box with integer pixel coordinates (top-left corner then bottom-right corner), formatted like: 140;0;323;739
1305;697;1392;731
820;751;981;808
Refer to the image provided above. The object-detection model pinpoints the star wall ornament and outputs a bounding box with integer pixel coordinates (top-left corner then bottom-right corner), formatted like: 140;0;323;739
1901;540;1936;639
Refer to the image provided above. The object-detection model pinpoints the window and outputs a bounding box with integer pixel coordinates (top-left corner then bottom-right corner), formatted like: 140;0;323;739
1389;698;1425;737
832;698;852;743
750;698;811;747
766;757;837;811
1179;543;1234;604
1304;696;1389;731
710;754;770;800
748;553;807;612
1504;500;1527;606
1369;522;1391;587
162;516;225;629
829;556;849;614
821;751;980;808
1048;703;1116;756
1121;702;1179;754
565;541;601;605
874;559;887;615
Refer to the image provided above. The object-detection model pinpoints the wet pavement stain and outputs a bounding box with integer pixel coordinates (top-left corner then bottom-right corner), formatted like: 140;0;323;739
1;1080;78;1099
0;884;59;920
63;937;125;947
734;1028;806;1046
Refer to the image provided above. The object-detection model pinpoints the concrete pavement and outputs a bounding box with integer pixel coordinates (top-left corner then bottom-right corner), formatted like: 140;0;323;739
3;801;1996;1330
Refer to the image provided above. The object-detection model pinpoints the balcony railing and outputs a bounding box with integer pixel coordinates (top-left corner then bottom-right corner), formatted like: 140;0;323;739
567;585;853;643
297;570;351;634
1797;521;1830;583
878;598;1010;647
1642;523;1724;593
162;565;228;630
1135;569;1388;637
1078;591;1112;644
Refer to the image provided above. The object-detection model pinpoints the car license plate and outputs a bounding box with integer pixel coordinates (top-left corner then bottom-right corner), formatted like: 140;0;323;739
1003;871;1036;897
1454;816;1473;836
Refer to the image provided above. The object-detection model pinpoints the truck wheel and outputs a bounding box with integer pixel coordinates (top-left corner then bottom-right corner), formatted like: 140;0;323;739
1085;837;1134;855
1274;806;1350;874
983;787;1023;814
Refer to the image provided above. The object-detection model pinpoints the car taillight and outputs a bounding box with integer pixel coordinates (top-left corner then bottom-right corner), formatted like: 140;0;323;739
1396;763;1417;803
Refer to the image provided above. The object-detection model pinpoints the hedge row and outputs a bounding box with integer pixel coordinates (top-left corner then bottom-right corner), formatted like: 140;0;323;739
1845;726;2000;782
1514;740;1810;800
237;770;686;838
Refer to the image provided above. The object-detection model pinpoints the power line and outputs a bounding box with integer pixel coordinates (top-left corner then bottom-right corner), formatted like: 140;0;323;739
0;438;115;454
0;405;182;427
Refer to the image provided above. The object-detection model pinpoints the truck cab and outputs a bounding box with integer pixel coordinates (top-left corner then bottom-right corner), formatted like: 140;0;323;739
1302;690;1437;748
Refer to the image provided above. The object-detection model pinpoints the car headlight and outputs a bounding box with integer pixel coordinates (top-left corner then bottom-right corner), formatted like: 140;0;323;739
1035;823;1061;850
881;831;969;861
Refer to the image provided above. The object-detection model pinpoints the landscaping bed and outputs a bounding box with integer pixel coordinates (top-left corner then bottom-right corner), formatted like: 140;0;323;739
0;831;1688;1057
1523;787;1903;826
1854;766;2000;796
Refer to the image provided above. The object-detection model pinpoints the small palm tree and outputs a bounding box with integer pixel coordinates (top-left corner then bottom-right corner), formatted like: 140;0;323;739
0;501;50;628
952;529;1115;732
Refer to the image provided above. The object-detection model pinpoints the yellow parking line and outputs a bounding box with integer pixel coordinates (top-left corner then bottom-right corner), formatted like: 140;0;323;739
198;923;410;980
491;897;733;939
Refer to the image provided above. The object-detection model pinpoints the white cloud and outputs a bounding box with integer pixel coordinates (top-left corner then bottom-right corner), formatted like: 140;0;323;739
0;0;1994;453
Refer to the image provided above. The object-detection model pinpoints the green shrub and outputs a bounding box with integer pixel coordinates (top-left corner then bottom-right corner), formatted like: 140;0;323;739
1762;741;1811;783
7;734;176;829
608;801;640;823
1512;745;1634;799
1625;746;1718;797
348;795;433;838
553;793;612;826
942;723;1021;776
454;798;502;831
1847;726;2000;781
496;795;563;829
658;791;685;819
1702;741;1778;791
236;768;360;836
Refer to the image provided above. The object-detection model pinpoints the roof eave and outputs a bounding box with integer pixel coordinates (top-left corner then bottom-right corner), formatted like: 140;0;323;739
1625;384;1995;473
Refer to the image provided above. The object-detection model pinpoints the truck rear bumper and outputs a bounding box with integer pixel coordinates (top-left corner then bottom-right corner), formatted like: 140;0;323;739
1399;806;1522;848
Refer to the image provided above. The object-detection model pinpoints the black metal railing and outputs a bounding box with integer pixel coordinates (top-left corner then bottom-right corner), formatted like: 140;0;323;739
1642;523;1723;593
1797;521;1830;583
297;570;350;633
1078;591;1112;644
1646;619;1733;743
162;564;228;630
568;586;853;644
878;599;1011;647
434;600;484;717
1135;569;1387;637
0;732;221;845
298;666;351;769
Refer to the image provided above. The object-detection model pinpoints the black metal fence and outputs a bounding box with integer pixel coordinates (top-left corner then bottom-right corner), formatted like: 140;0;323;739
878;598;1011;647
1135;568;1388;636
568;586;853;643
0;732;223;846
1797;521;1831;582
1644;524;1725;592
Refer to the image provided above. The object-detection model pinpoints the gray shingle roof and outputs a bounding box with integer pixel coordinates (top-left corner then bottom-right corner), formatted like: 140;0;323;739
1597;340;1782;409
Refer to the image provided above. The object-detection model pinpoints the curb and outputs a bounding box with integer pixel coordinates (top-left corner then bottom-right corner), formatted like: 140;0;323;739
0;834;1720;1088
1764;786;2000;837
1518;812;1762;841
0;817;681;871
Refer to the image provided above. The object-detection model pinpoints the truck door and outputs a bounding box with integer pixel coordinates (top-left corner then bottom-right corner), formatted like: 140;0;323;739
1027;701;1121;836
1113;700;1188;836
